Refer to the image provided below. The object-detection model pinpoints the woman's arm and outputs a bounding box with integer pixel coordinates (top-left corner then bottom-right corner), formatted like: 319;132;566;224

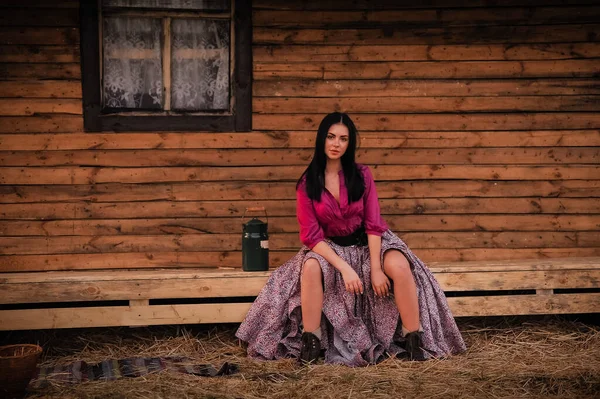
311;241;364;294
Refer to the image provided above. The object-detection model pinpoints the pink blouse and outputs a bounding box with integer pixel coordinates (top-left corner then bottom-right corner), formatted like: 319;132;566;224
296;164;388;249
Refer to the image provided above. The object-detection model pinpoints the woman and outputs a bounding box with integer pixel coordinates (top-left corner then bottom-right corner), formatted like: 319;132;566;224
236;112;465;366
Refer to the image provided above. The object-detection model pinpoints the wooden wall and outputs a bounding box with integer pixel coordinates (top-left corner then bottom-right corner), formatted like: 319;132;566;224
0;0;599;273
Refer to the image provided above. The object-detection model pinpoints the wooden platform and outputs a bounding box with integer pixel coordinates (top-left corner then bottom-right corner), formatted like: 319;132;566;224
0;257;598;331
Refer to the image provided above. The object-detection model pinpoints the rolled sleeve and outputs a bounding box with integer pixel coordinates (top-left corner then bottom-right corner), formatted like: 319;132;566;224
296;182;325;249
361;166;388;236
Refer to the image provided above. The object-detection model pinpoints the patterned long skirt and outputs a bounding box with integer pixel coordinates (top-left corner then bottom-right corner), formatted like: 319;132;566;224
235;230;466;366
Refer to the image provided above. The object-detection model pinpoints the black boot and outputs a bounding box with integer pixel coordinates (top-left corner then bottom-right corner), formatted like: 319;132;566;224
404;331;426;361
299;332;321;364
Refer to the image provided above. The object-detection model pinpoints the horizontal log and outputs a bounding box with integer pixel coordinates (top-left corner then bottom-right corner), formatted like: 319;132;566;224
1;214;597;237
254;60;600;80
0;63;81;79
0;45;80;63
254;43;600;62
1;231;599;255
1;165;597;184
1;198;598;220
253;113;600;131
253;79;600;97
2;263;598;304
0;80;82;99
0;271;272;303
2;248;600;272
0;8;79;27
0;116;83;133
254;96;600;113
0;99;82;116
0;303;253;330
254;24;600;45
438;270;600;291
1;130;598;149
448;293;600;317
254;7;600;27
253;0;600;10
2;293;599;329
0;27;79;45
1;147;597;166
1;180;597;204
0;0;77;7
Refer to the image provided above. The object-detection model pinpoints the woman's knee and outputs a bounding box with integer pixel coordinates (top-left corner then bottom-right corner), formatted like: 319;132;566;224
383;250;412;280
302;258;323;283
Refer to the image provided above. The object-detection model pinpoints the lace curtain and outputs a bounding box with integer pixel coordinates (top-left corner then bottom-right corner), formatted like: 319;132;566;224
171;19;230;111
102;16;230;111
103;0;230;11
102;17;163;109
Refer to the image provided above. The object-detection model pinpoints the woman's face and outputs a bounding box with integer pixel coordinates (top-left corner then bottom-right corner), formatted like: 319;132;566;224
324;123;350;161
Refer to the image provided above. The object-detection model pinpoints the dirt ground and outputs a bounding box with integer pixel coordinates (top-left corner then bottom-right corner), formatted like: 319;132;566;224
1;315;599;399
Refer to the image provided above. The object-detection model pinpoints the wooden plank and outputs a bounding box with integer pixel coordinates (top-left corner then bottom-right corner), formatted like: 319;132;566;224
253;24;600;45
0;45;80;63
1;231;599;255
0;28;79;45
253;96;600;113
0;303;253;330
253;79;600;97
447;293;600;317
253;7;600;27
2;215;598;238
3;257;598;282
1;198;597;221
253;60;600;80
2;248;599;272
253;112;600;131
1;294;599;330
1;147;597;166
0;116;83;133
253;0;600;9
437;271;600;291
0;99;82;116
429;256;600;272
0;63;81;80
0;0;78;7
1;165;598;184
1;268;598;304
2;180;597;204
254;44;600;63
1;130;598;149
0;8;79;26
0;274;271;303
0;81;82;98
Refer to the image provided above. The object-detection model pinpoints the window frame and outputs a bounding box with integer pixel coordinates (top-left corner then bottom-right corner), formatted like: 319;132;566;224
79;0;252;132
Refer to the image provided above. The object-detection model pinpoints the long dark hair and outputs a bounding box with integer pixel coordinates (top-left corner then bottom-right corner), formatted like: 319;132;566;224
297;112;365;203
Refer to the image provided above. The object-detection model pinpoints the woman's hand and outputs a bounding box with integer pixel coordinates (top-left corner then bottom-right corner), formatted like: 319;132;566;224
371;270;391;297
340;265;363;295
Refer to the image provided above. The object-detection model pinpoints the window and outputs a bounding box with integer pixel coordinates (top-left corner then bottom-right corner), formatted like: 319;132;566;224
80;0;251;131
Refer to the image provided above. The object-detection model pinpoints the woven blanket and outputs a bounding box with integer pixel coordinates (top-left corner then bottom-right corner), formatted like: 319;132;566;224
30;357;238;388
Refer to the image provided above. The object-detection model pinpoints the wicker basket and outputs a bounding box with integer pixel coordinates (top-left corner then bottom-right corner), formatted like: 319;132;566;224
0;344;43;399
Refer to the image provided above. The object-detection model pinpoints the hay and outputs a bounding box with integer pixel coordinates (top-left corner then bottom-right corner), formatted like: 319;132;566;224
3;316;599;399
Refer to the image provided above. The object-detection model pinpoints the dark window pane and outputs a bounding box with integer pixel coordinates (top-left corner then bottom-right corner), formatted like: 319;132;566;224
102;17;163;110
103;0;230;11
171;19;230;111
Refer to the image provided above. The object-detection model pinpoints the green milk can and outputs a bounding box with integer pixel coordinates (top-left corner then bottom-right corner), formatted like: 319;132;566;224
242;207;269;271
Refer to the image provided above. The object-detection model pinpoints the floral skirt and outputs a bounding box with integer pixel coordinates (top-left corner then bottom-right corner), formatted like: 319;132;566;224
235;230;466;366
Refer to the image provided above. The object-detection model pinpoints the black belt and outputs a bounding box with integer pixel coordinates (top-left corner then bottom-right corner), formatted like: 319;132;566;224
328;226;368;247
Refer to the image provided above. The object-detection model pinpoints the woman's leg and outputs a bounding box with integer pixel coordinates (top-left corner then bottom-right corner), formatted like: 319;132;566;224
301;258;324;332
383;249;420;332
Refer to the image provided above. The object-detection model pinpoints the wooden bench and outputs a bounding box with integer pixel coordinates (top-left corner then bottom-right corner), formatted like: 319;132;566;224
1;257;598;330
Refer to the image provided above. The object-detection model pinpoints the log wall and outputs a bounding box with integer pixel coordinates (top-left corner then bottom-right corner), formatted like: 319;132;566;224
0;0;599;272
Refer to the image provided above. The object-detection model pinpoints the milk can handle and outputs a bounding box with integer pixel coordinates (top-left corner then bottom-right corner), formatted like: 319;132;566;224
242;206;268;224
